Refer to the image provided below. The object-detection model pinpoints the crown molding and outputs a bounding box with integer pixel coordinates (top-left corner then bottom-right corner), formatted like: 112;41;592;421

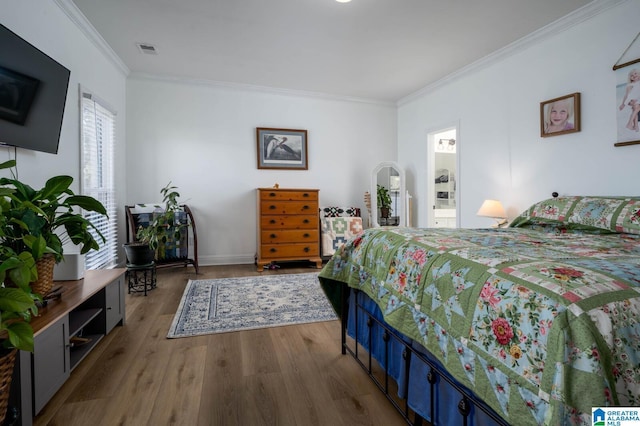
56;0;624;107
56;1;391;106
55;0;129;76
398;0;627;106
128;72;396;107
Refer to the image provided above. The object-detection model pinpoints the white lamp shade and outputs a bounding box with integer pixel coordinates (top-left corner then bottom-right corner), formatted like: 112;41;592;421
477;199;506;219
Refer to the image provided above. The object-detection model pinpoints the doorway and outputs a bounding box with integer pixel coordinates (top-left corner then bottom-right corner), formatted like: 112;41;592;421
427;127;458;228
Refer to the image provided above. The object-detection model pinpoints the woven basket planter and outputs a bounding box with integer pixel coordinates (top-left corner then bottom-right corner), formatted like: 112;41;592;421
32;254;55;296
0;348;17;423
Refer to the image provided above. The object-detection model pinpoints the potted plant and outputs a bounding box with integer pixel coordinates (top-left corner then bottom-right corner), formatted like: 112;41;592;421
0;246;38;351
0;160;107;296
0;181;39;422
124;183;187;265
377;184;392;219
0;245;38;422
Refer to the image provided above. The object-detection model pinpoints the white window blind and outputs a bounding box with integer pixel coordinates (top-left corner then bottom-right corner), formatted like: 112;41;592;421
80;90;118;270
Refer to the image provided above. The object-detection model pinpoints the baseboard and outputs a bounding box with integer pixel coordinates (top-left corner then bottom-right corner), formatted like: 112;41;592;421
198;254;255;266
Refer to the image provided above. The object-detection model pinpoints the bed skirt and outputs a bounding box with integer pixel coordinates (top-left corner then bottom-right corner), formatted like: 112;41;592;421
343;286;509;426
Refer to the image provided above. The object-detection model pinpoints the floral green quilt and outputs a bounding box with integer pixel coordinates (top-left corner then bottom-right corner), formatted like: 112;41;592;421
319;196;640;426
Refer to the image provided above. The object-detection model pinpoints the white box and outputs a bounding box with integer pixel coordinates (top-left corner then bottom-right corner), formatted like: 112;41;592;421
53;253;85;281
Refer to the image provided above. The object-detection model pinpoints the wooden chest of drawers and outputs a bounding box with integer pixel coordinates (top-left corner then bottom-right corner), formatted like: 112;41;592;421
256;188;321;271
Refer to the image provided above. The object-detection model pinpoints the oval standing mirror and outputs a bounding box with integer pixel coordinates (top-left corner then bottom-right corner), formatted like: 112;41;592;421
371;161;405;228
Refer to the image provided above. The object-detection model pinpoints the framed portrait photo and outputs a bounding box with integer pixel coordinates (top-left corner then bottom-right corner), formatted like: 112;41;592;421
540;93;581;138
256;127;308;170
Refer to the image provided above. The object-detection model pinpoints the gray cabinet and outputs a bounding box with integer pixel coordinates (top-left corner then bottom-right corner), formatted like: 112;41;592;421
15;269;126;424
32;317;69;414
105;277;124;333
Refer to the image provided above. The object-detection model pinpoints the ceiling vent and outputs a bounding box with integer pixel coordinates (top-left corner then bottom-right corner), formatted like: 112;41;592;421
136;43;158;55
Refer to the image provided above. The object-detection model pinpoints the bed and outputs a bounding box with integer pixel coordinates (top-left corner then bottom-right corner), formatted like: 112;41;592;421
318;195;640;425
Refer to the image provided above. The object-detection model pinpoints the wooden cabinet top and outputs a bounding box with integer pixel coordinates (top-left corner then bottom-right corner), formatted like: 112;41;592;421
30;268;126;337
257;188;318;192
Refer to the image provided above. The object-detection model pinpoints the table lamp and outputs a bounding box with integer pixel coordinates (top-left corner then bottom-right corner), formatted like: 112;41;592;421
477;199;508;227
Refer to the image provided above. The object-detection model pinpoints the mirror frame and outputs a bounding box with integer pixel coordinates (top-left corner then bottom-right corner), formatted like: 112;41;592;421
371;161;406;228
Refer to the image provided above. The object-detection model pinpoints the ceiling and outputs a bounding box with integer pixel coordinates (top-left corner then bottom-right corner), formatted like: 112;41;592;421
71;0;593;103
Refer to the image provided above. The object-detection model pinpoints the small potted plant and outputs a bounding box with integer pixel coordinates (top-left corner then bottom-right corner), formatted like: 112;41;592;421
377;184;393;219
124;183;187;265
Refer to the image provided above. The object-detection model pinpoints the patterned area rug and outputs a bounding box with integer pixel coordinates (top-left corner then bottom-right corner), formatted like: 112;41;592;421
167;272;337;338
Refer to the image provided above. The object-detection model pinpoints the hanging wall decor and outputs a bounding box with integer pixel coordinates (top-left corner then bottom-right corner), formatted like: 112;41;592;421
613;32;640;147
256;127;308;170
540;93;581;137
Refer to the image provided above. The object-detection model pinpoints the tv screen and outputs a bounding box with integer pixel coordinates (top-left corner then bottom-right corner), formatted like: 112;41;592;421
0;23;70;155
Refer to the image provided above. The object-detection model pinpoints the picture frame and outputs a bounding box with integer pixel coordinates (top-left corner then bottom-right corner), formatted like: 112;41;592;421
614;67;640;146
540;93;581;138
613;33;640;147
0;65;39;125
256;127;308;170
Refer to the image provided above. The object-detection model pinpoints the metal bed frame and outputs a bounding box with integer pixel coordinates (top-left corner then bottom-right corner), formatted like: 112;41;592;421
340;285;510;426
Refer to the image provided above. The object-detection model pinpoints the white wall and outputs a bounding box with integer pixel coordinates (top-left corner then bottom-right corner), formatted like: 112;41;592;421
1;0;128;251
7;0;636;267
126;77;396;265
398;0;640;228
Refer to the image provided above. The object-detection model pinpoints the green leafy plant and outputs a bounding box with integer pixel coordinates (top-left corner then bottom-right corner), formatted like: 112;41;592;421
135;182;186;251
0;162;39;352
0;245;37;352
0;160;108;263
377;184;392;211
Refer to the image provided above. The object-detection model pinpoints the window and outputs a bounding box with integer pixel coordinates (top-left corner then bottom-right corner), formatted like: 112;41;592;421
80;89;117;269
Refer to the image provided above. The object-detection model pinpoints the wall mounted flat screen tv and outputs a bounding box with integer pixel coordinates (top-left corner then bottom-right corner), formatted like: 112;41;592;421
0;23;70;155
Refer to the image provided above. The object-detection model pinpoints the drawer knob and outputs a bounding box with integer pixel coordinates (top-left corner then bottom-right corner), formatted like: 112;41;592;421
303;193;309;197
303;233;310;238
269;192;276;197
269;219;277;224
303;247;310;253
269;205;276;210
303;219;309;224
270;234;277;238
302;205;309;210
270;248;277;253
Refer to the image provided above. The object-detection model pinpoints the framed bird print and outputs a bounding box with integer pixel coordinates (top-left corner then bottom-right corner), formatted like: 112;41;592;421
256;127;308;170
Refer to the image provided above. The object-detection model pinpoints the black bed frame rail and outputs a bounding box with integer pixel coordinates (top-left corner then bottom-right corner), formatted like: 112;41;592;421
340;286;510;426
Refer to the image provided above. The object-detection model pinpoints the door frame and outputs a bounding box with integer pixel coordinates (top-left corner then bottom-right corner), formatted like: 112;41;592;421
427;122;460;227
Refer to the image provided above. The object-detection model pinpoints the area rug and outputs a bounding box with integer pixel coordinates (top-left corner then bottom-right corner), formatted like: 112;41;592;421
167;272;337;338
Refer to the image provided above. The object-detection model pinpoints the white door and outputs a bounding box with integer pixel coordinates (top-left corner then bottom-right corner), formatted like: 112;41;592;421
428;127;458;228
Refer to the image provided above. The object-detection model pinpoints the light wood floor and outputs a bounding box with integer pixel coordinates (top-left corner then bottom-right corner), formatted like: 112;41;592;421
33;264;407;426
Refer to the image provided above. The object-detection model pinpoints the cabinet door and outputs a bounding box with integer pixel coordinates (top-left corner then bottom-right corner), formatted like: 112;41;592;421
32;316;69;414
105;277;124;333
